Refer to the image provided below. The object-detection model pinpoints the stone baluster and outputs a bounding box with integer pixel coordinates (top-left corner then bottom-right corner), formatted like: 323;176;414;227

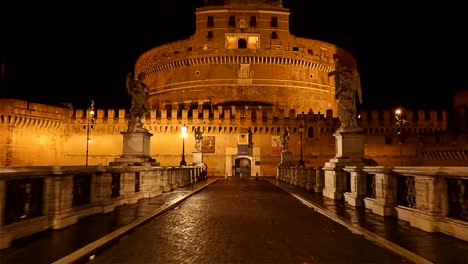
362;166;397;216
343;166;366;207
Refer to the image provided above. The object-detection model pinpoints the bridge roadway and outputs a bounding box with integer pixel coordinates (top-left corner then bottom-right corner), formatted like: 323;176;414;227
1;177;468;264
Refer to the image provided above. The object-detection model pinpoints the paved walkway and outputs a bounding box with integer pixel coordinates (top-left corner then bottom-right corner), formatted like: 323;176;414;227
266;178;468;264
0;177;467;264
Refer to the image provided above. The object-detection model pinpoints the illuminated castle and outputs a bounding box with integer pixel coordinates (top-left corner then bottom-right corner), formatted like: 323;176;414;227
0;1;466;175
134;0;355;115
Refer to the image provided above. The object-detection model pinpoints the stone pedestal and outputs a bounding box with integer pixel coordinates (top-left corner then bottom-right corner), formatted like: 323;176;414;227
110;131;158;166
192;151;203;165
277;151;293;180
323;130;376;200
280;151;293;166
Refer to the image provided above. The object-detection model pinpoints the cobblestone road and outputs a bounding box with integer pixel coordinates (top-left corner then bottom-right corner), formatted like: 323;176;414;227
91;179;411;264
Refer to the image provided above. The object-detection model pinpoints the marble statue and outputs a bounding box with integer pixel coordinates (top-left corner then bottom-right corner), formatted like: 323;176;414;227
126;72;150;132
280;127;290;152
194;126;204;151
328;56;362;132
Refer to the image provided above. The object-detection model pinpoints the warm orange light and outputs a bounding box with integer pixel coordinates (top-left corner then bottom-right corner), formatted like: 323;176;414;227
395;109;401;115
181;124;187;139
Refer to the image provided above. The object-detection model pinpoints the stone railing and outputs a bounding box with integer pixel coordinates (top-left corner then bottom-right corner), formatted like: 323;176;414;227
0;164;207;249
277;165;468;242
276;165;324;193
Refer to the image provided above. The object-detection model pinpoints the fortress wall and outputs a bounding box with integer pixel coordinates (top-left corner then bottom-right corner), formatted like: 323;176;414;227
0;99;458;170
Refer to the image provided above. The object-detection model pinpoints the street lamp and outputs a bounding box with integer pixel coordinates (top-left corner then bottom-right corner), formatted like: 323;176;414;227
180;124;187;166
298;124;305;166
395;108;408;166
83;100;95;166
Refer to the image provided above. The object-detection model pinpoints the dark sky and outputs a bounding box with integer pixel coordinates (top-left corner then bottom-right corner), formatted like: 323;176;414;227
1;0;467;111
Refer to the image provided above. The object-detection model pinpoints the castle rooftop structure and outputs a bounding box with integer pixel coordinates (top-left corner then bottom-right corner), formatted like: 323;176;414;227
134;0;357;115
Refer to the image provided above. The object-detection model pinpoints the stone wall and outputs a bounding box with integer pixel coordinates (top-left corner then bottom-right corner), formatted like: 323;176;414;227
2;99;465;175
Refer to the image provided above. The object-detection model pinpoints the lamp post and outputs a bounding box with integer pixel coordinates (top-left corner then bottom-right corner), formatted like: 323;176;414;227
180;124;187;166
298;124;305;166
395;108;407;166
83;100;95;166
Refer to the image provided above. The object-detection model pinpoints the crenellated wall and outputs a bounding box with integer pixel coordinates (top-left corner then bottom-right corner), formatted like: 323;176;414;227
2;98;464;175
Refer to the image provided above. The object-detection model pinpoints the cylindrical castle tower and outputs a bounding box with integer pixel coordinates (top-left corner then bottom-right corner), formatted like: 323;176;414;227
135;0;357;115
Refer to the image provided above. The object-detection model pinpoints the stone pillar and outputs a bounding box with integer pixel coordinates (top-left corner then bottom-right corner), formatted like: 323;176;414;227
193;151;203;165
343;166;367;207
276;151;293;180
322;163;347;200
362;166;397;216
323;131;376;200
314;166;324;193
110;131;158;166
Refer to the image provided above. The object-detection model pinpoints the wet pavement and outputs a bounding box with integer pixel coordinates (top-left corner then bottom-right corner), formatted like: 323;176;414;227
0;177;467;264
267;178;468;264
0;179;218;264
89;178;409;264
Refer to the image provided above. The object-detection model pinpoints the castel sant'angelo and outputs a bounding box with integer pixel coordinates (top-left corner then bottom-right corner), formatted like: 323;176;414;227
0;0;467;175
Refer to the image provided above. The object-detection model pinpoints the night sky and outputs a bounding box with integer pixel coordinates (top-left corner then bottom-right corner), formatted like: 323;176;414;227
1;0;467;111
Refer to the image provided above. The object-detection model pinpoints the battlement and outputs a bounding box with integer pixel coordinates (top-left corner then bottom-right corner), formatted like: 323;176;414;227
0;99;71;129
69;106;448;132
0;99;448;133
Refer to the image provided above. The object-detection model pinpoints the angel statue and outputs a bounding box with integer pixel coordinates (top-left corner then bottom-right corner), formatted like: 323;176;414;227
194;126;204;151
328;56;362;132
280;127;290;152
126;72;150;132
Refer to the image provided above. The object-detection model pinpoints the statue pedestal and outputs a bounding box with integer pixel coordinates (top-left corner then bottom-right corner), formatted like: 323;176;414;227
322;130;376;200
192;151;203;165
110;131;158;166
276;151;293;180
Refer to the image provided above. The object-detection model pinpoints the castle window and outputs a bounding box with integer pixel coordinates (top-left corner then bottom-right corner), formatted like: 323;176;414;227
307;127;314;139
238;145;249;154
207;16;214;27
238;38;247;49
385;137;392;144
293;47;299;52
307;49;313;55
250;16;257;27
229;16;236;27
271;16;278;27
271;32;278;39
207;30;214;39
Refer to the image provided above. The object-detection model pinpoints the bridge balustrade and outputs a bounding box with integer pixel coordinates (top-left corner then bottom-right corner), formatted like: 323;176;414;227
0;164;205;249
277;165;468;242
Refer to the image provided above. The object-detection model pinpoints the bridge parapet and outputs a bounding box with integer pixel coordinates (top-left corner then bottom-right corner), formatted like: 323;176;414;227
277;165;468;242
0;164;207;249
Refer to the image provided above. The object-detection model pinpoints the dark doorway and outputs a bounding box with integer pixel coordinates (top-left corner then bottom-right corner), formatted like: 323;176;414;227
238;38;247;49
234;157;251;177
